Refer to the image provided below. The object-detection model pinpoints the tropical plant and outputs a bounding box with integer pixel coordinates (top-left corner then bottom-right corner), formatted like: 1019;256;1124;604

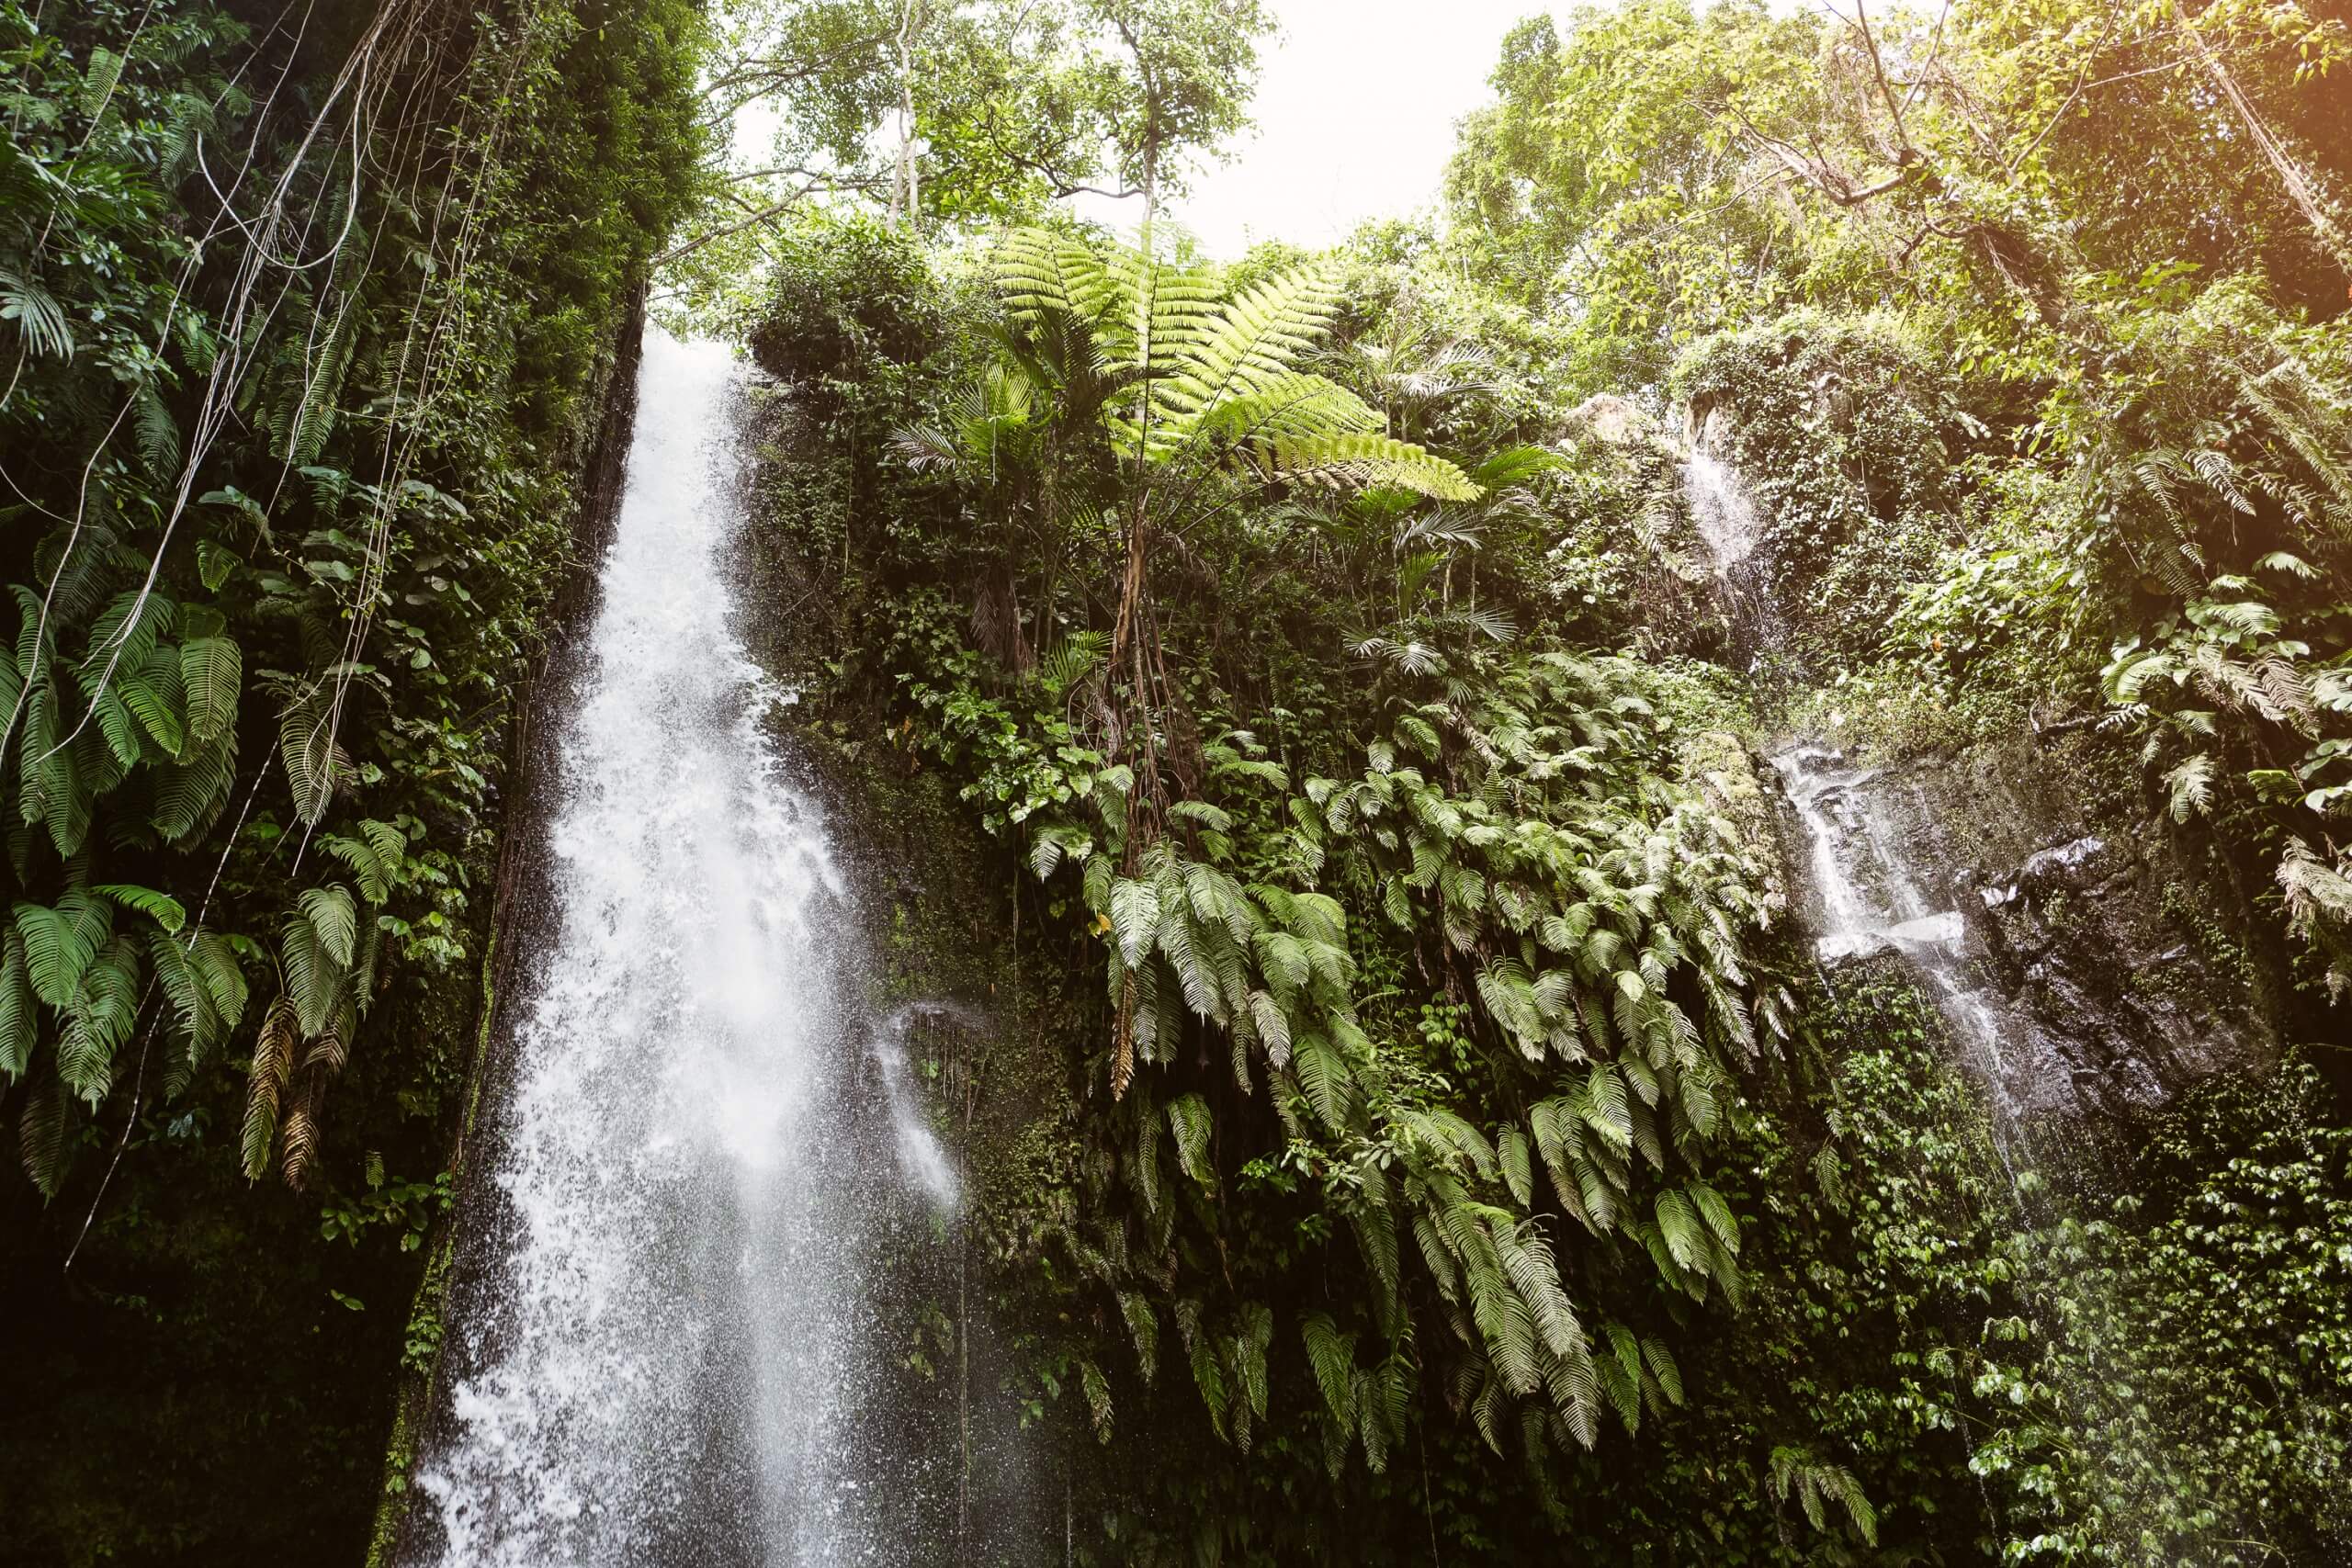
4;0;708;1555
915;608;1780;1481
983;227;1478;823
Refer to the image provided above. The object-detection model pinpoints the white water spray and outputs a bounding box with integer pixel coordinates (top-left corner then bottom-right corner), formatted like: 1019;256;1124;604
402;332;950;1566
1770;744;2044;1170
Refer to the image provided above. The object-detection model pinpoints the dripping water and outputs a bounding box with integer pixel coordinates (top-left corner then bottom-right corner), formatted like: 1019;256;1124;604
1768;743;2057;1183
400;332;958;1566
1679;418;2057;1171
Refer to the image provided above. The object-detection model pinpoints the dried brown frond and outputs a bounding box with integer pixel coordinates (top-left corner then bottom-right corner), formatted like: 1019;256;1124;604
280;1075;322;1191
241;997;299;1179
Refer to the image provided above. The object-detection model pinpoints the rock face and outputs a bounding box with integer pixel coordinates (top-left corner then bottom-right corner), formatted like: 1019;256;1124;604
1668;403;2274;1140
1770;740;2273;1131
1565;392;1645;445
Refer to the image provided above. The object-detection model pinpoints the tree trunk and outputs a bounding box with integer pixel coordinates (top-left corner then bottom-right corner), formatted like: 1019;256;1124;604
889;0;919;226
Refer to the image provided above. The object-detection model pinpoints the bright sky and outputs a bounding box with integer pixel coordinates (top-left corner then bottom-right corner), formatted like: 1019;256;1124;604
1070;0;1559;257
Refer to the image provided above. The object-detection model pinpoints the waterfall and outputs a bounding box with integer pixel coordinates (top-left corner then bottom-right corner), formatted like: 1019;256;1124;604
1681;413;1795;677
1768;743;2060;1171
401;331;953;1566
1678;421;2077;1158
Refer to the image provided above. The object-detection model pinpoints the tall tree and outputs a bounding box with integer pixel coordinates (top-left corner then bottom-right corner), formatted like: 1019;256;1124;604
1078;0;1275;225
663;0;1275;312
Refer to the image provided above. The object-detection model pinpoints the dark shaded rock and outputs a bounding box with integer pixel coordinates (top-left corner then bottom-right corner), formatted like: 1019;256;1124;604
1770;736;2273;1129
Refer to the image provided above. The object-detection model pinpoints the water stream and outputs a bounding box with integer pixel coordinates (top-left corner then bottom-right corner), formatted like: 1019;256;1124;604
1680;421;2058;1163
401;332;953;1567
1681;414;1795;677
1769;743;2057;1175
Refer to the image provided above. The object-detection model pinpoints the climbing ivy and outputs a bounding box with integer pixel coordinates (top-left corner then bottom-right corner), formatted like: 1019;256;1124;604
0;0;706;1557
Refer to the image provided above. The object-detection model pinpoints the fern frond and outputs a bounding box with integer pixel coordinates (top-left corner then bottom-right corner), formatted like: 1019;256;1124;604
1288;1031;1352;1135
300;884;358;967
323;835;390;905
278;683;338;824
0;267;73;359
242;999;297;1179
180;637;242;745
2163;751;2215;821
280;1075;321;1190
151;730;237;844
19;1071;66;1198
119;646;187;759
993;227;1121;327
1247;432;1482;501
1159;265;1346;426
0;932;33;1080
1117;1290;1159;1382
1183;371;1382;449
135;384;182;480
1166;1092;1214;1184
1300;1312;1358;1425
14;898;100;1009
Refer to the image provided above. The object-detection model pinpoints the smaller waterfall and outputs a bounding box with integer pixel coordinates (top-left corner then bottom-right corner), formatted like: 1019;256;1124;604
1681;415;1795;674
1769;745;2064;1167
1677;418;2082;1156
1683;446;1759;573
868;1006;964;1209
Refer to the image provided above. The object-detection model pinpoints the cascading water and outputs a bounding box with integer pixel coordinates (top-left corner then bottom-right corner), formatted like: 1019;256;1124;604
1769;744;2064;1170
1679;417;2078;1160
1681;411;1794;675
400;331;956;1567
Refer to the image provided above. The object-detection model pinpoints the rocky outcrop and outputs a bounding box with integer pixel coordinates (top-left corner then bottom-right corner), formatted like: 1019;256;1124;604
1770;738;2273;1129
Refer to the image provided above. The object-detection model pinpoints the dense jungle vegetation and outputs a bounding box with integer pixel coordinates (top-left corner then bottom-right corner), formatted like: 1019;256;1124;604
6;0;2352;1563
0;0;702;1556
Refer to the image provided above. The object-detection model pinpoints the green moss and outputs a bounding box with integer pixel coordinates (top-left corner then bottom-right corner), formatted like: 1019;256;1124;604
362;926;503;1567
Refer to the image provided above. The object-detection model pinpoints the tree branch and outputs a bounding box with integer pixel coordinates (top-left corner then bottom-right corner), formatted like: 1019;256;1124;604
699;30;894;101
654;179;834;266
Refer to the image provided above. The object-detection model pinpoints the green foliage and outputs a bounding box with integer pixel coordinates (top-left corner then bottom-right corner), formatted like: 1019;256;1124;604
989;226;1478;498
1447;0;2352;397
0;0;707;1204
747;0;2352;1546
0;0;706;1557
758;202;1806;1549
667;0;1274;320
1674;309;1990;672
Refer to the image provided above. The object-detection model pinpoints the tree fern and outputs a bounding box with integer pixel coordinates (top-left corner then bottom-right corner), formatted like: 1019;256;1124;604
1181;265;1344;394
